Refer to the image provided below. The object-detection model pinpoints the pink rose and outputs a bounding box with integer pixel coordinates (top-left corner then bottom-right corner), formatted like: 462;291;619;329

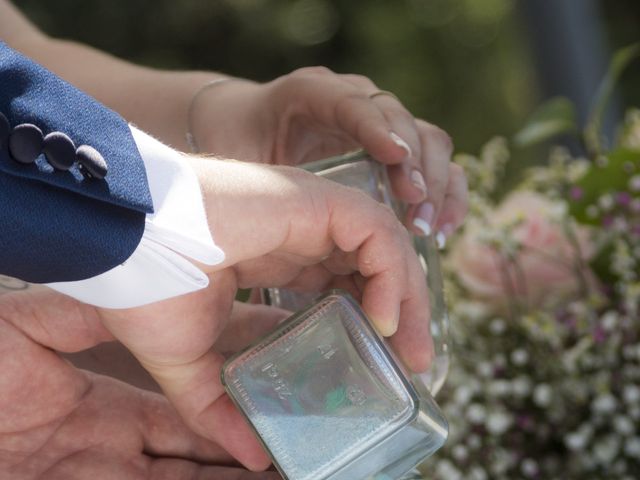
449;191;594;308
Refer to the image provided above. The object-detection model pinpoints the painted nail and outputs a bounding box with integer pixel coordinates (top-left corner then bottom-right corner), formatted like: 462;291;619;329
413;218;432;237
412;203;435;236
410;169;427;197
436;223;453;250
390;131;412;158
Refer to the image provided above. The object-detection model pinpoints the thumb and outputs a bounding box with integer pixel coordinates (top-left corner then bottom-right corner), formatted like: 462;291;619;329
97;271;272;471
214;300;291;356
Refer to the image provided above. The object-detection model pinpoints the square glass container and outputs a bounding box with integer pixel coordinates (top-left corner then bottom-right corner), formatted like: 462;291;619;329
222;291;448;480
262;151;451;397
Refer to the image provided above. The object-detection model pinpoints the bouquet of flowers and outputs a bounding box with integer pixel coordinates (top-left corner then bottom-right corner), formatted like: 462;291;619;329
428;45;640;479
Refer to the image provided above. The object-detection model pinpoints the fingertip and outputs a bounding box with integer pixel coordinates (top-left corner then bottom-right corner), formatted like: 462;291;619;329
209;395;271;472
365;129;411;166
375;316;399;338
390;131;412;159
387;164;428;205
362;297;400;338
245;452;273;472
389;328;433;374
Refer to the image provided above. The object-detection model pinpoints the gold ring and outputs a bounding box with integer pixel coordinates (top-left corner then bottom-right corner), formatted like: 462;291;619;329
369;90;400;102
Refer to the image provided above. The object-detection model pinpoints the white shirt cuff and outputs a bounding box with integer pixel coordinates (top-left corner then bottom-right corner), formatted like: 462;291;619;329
47;126;225;309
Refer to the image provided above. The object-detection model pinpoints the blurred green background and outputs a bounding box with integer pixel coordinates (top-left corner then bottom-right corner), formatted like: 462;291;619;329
16;0;640;154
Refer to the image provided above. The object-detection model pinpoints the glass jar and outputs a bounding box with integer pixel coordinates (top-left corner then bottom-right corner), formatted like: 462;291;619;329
262;151;451;397
222;291;448;480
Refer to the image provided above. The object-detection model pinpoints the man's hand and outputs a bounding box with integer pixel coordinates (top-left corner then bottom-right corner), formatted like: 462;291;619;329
190;68;468;240
96;158;433;470
0;288;282;480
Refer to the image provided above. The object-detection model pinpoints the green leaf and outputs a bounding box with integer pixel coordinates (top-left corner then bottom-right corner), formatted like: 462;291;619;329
585;43;640;156
569;148;640;225
513;97;577;147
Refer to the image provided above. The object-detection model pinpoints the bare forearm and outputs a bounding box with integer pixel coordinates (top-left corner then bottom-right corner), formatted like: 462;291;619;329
0;0;222;149
26;38;218;149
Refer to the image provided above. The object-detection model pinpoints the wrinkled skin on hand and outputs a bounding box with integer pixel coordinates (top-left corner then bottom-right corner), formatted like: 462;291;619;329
0;288;282;480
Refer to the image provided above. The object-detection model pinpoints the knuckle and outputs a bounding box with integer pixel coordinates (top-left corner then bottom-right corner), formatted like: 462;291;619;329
450;162;464;177
377;202;402;229
293;65;334;78
388;108;415;127
421;122;454;153
434;128;454;153
426;174;448;196
342;73;377;89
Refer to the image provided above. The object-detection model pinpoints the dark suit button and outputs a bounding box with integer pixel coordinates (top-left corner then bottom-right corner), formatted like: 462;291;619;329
0;113;9;150
43;132;76;171
9;123;43;164
77;145;108;179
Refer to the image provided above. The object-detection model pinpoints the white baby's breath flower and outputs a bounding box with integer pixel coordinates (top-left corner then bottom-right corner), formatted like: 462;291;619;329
435;459;463;480
548;200;568;220
601;310;619;331
520;458;539;477
624;437;640;459
489;318;506;335
493;353;507;369
598;194;615;211
510;348;529;366
490;449;514;475
476;361;494;378
613;216;629;233
591;393;618;415
467;433;482;450
512;376;532;397
452;444;469;462
624;384;640;405
593;435;621;464
533;384;553;407
467;403;487;424
467;465;488;480
486;411;513;435
623;345;637;361
565;425;594;451
454;385;474;406
488;380;511;397
613;415;635;436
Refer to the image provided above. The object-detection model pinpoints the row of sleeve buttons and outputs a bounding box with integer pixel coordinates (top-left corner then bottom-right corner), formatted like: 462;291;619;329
0;112;108;180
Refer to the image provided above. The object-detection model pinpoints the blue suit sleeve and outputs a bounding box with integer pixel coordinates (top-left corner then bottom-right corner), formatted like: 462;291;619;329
0;42;155;283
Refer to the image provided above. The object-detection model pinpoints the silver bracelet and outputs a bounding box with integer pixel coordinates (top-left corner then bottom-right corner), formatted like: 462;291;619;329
185;77;234;153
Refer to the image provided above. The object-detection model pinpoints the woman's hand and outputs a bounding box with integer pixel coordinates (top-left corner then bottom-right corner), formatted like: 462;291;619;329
190;68;468;242
0;288;281;480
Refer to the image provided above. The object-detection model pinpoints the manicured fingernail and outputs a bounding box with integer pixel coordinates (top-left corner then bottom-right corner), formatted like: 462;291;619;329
375;315;398;337
436;224;453;250
410;169;427;197
413;218;431;236
413;203;434;237
390;131;412;158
